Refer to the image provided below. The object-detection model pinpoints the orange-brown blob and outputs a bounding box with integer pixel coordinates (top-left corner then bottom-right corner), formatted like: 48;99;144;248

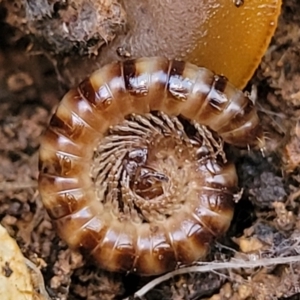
186;0;282;88
91;0;282;89
63;0;282;89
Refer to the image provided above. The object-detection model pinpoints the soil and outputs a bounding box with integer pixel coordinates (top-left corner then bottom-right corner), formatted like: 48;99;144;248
0;0;300;299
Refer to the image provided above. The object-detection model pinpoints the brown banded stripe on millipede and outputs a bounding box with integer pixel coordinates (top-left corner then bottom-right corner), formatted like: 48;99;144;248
38;57;264;276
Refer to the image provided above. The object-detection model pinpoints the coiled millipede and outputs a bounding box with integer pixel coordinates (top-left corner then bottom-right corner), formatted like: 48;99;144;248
38;57;264;276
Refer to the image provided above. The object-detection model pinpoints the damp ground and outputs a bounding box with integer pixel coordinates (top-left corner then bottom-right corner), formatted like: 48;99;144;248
0;0;300;299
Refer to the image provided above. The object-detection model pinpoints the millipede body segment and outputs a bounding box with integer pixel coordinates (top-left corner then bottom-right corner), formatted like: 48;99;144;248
39;57;264;276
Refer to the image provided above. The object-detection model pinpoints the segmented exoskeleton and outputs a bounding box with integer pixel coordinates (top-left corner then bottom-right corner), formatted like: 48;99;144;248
38;57;264;276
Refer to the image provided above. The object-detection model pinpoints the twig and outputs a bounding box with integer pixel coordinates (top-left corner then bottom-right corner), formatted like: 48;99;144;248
0;180;38;191
129;255;300;299
25;258;52;300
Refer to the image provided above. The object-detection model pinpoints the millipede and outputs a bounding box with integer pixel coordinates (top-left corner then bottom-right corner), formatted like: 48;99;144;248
38;57;264;276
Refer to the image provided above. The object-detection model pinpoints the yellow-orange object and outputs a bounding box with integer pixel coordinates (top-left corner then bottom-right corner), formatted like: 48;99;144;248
185;0;282;88
115;0;281;89
62;0;282;89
